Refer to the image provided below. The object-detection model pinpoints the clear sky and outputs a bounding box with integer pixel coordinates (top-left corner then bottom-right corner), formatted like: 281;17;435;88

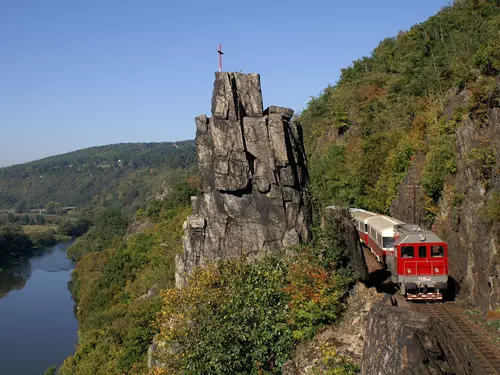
1;0;451;167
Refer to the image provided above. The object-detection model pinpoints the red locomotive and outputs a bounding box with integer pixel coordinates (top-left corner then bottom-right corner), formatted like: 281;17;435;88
351;208;448;300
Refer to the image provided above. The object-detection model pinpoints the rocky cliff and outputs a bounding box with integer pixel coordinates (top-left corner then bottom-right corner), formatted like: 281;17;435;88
391;88;500;311
176;72;311;287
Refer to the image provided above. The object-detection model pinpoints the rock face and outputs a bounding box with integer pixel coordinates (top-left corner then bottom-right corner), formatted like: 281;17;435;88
176;72;311;287
323;207;370;282
391;89;500;311
362;297;452;375
282;283;379;375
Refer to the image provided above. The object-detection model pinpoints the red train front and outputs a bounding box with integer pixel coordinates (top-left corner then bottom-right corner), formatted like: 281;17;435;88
350;209;449;300
392;224;448;300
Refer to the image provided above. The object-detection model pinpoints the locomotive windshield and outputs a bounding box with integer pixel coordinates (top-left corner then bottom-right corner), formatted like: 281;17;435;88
431;245;444;257
401;246;414;258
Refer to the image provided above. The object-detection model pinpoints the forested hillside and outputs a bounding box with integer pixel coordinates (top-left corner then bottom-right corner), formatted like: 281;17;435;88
59;175;199;375
0;141;196;212
301;0;499;216
300;0;500;308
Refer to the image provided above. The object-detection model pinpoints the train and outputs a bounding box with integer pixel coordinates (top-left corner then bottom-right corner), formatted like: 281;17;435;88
350;208;448;300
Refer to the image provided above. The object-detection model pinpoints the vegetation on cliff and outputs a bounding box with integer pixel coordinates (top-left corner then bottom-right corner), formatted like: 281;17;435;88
300;0;499;221
150;211;356;375
59;175;199;375
0;141;196;212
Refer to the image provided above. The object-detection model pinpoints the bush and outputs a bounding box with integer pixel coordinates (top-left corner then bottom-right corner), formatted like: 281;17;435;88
153;214;355;375
421;133;457;202
58;218;92;237
155;257;294;375
29;230;57;248
0;225;32;262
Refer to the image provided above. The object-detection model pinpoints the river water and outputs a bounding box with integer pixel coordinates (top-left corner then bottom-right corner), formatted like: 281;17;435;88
0;241;78;375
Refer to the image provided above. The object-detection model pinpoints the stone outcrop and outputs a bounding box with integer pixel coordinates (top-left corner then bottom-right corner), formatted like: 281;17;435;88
282;283;379;375
176;72;311;287
362;297;449;375
323;207;370;281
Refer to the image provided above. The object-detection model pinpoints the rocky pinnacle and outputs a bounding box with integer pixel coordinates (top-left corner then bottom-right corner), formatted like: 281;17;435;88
175;72;311;288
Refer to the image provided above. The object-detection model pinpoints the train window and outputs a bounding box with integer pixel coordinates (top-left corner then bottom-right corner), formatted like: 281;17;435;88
431;245;444;257
383;237;394;249
418;246;427;258
365;224;368;232
401;246;414;258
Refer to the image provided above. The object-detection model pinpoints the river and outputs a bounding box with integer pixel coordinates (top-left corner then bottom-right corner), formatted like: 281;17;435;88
0;241;78;375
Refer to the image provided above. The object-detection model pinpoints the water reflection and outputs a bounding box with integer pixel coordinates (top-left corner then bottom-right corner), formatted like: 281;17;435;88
0;258;32;300
0;241;78;375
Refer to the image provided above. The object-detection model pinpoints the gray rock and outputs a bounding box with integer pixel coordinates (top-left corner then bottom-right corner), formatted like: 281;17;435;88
264;105;294;120
323;207;369;282
212;72;263;120
268;113;289;167
362;297;448;375
176;72;311;287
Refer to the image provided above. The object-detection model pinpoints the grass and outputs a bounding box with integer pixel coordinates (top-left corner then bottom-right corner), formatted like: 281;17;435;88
21;225;58;235
465;309;482;316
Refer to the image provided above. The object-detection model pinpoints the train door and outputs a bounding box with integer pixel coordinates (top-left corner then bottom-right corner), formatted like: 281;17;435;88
416;245;432;275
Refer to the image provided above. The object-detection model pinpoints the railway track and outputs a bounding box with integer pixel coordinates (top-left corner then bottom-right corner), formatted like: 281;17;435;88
413;302;500;375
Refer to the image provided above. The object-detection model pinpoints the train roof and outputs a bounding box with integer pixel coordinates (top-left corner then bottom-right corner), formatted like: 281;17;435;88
350;208;379;222
394;224;445;245
366;215;405;237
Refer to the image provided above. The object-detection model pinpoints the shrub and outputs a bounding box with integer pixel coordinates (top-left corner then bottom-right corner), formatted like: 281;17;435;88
58;218;92;237
421;133;457;202
152;212;356;375
29;230;57;248
154;257;294;375
311;344;360;375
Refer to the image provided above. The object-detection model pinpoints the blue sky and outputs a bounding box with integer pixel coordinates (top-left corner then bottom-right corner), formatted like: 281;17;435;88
1;0;451;166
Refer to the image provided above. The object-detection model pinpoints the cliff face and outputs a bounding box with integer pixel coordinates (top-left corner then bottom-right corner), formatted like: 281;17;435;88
176;72;311;287
391;89;500;310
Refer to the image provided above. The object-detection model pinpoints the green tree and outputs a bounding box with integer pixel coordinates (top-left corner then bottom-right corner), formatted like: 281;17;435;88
20;214;30;225
43;365;57;375
13;199;27;213
45;201;64;215
58;219;91;237
36;214;46;224
7;213;18;223
0;225;32;263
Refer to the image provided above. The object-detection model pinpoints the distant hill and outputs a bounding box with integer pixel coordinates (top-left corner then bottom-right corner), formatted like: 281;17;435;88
0;141;197;211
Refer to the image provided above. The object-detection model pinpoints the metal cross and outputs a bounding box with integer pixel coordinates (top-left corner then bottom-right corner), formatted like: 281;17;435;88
217;44;223;72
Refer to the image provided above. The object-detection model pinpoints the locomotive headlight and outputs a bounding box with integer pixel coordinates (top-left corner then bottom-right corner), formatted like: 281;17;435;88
435;268;439;273
407;268;411;274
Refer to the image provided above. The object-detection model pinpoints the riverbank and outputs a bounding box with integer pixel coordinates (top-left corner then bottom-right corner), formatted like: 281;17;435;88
22;224;72;248
0;223;80;269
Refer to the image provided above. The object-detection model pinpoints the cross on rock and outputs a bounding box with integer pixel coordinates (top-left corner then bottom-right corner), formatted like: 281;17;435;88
217;44;223;72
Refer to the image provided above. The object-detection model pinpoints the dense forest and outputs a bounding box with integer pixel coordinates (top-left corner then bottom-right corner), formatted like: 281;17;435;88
0;141;196;212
